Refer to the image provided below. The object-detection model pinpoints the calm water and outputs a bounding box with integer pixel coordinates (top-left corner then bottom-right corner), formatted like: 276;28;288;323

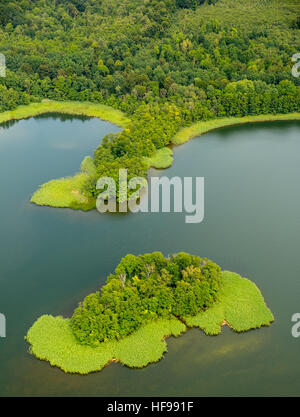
0;116;300;397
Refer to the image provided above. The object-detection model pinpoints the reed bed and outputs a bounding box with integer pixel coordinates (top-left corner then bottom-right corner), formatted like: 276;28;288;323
0;100;130;128
144;147;173;169
172;113;300;146
184;271;274;334
26;316;185;374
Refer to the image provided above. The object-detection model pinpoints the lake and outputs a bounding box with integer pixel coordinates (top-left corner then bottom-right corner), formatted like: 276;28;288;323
0;115;299;396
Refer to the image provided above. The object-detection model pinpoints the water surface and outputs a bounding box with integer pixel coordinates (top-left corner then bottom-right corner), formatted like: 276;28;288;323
0;116;299;396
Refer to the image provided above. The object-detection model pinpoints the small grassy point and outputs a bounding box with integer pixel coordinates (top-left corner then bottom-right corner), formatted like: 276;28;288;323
144;147;174;169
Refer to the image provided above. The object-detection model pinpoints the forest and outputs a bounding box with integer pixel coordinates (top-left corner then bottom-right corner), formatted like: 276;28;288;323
70;252;221;345
0;0;299;200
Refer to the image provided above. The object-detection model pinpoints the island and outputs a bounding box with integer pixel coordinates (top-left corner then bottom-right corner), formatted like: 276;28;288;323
26;252;274;374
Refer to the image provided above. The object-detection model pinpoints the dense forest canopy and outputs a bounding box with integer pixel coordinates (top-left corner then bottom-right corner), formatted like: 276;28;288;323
0;0;299;200
1;0;299;107
70;252;221;345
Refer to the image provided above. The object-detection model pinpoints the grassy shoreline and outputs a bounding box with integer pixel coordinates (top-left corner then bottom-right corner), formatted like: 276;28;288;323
0;99;130;210
172;113;300;146
25;271;274;375
145;114;300;171
0;99;131;129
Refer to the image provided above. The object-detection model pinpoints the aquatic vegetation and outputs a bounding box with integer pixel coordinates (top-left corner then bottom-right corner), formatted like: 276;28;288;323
172;114;300;146
26;315;186;374
26;315;116;375
144;147;174;170
0;100;130;129
31;154;99;210
30;173;95;211
184;271;274;335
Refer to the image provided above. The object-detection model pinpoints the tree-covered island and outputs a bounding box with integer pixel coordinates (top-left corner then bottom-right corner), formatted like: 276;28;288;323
26;252;274;374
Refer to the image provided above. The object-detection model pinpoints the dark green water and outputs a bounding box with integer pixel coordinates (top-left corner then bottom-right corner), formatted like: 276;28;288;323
0;115;300;396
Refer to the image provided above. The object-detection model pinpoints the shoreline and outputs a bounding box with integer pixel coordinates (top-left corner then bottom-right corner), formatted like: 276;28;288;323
0;99;131;129
143;113;300;170
172;113;300;146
